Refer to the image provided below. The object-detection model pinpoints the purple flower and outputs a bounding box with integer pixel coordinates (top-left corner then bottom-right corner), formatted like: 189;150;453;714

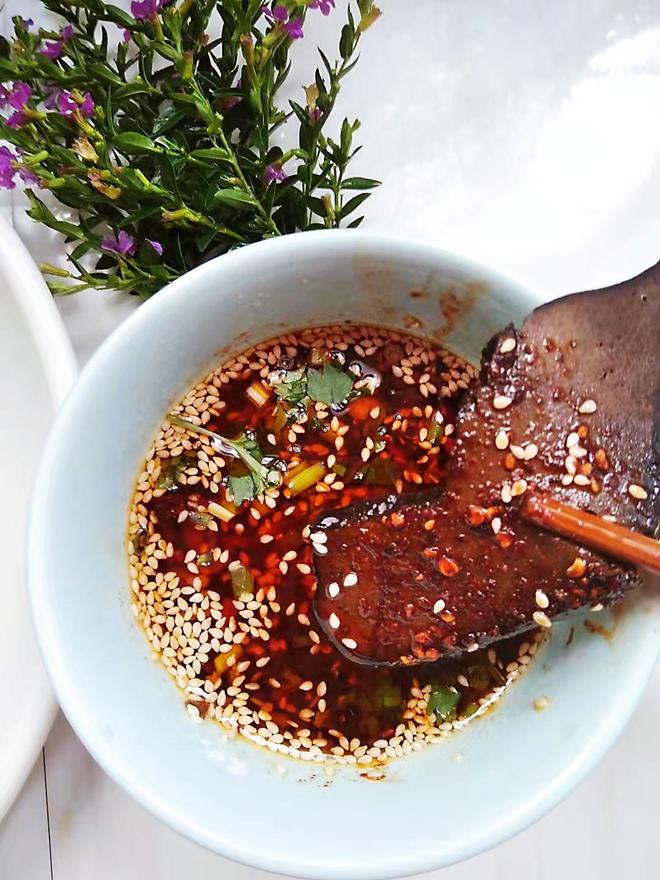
264;163;286;184
122;28;132;42
283;17;303;39
8;82;32;111
50;89;95;118
146;238;163;256
0;146;17;189
6;111;26;129
22;18;34;30
56;90;78;116
310;0;335;14
41;41;64;59
271;4;289;21
101;230;137;257
79;92;95;117
18;166;39;185
131;0;169;20
40;24;74;60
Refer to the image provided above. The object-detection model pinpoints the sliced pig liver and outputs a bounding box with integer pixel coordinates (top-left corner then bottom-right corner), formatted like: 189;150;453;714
313;263;660;665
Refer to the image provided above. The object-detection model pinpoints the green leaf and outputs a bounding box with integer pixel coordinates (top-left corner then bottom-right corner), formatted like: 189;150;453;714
152;107;187;137
427;687;460;722
115;82;152;100
114;132;162;154
228;474;256;506
88;62;124;84
167;416;280;496
273;368;308;405
340;176;381;190
104;4;135;27
196;228;217;252
307;364;353;407
340;192;370;219
190;147;230;161
213;189;258;208
339;23;354;59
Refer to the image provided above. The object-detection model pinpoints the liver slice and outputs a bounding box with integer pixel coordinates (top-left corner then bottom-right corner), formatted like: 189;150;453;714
313;263;660;665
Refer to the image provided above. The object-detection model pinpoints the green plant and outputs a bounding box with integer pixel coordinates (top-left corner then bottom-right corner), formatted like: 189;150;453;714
0;0;380;296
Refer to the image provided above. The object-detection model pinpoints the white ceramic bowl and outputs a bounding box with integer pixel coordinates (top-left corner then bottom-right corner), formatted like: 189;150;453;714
29;231;660;878
0;214;76;821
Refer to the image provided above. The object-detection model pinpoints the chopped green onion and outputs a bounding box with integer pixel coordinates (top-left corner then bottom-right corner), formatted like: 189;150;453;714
428;423;443;445
230;564;253;598
208;500;236;522
467;665;491;690
246;380;272;408
461;702;479;719
286;462;326;495
214;645;241;676
427;686;460;722
376;681;403;710
189;511;214;529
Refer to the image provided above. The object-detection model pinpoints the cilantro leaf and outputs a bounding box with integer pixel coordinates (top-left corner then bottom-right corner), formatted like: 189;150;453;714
168;415;281;496
307;363;354;406
273;368;309;406
228;474;257;506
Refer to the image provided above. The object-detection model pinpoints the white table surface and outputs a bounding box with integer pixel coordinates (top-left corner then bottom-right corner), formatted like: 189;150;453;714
1;1;659;877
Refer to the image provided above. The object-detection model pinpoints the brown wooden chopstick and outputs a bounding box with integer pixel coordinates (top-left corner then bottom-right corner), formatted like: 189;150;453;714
521;492;660;574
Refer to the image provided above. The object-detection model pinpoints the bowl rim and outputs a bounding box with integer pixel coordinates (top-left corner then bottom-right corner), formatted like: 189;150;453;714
28;229;660;878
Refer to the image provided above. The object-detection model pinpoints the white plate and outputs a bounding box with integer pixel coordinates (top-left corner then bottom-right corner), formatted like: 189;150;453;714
0;215;76;821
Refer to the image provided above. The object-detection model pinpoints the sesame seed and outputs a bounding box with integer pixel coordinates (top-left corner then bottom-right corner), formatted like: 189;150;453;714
501;483;512;503
573;474;590;486
328;613;340;630
628;483;648;500
499;337;516;354
566;432;580;449
524;443;538;460
510;444;525;460
493;394;512;410
535;589;549;609
130;325;539;767
533;696;550;711
511;479;527;497
533;611;552;628
491;517;502;534
578;399;596;414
